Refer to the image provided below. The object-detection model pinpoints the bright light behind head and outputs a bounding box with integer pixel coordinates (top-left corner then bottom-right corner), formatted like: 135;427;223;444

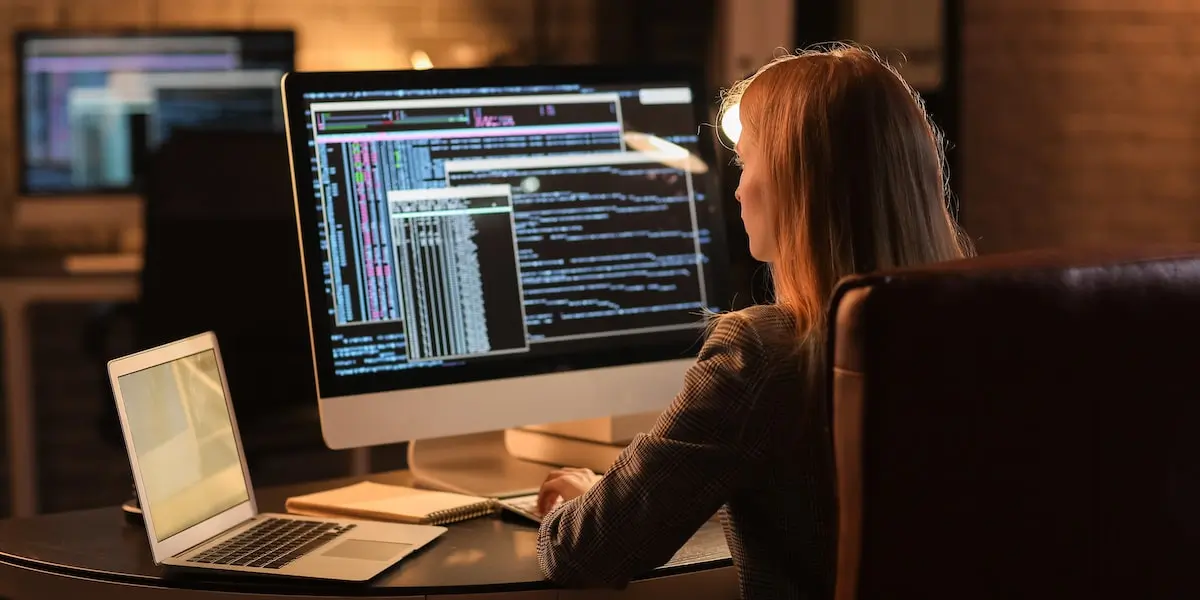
720;103;742;145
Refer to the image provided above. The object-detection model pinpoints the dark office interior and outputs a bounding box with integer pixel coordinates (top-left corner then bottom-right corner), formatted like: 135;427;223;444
0;0;1198;598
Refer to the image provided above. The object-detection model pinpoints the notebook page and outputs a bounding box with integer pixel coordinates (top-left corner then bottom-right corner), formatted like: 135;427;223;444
287;481;487;519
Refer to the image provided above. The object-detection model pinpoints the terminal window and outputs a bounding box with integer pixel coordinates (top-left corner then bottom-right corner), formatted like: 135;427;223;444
303;84;716;377
385;184;528;362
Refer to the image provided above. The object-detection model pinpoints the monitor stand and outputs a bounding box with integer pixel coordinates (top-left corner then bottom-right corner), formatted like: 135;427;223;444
407;412;658;498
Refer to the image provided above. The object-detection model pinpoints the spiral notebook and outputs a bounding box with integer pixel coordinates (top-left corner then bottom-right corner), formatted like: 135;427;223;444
284;481;497;526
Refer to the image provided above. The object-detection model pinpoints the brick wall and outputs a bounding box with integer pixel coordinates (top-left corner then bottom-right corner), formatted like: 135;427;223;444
961;0;1200;253
6;0;1198;251
0;0;596;235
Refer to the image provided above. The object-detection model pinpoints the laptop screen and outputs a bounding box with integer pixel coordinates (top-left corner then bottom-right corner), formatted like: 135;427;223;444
117;349;250;541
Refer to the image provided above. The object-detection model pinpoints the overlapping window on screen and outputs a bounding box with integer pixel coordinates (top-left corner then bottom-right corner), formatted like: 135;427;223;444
302;84;716;376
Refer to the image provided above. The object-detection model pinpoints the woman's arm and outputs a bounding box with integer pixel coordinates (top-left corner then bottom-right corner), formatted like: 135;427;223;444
536;312;779;587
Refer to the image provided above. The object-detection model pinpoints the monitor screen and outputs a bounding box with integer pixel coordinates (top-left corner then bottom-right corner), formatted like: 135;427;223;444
17;30;294;195
286;66;731;401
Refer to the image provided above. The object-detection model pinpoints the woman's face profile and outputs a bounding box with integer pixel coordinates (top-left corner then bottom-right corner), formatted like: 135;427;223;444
734;128;776;262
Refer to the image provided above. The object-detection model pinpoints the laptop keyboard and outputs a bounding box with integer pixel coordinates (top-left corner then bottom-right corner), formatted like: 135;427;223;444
188;517;357;570
500;493;563;523
502;494;541;521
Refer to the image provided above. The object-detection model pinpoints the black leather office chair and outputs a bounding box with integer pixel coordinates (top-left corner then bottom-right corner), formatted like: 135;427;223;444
97;129;328;480
830;246;1200;599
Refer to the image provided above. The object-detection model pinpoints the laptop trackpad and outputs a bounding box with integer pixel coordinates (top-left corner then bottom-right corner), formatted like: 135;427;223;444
321;539;414;561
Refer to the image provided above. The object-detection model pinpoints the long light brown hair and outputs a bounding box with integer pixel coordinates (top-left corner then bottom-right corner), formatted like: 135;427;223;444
721;44;974;342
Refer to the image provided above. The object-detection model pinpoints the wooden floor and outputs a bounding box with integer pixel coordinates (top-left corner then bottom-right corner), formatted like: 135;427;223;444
0;302;410;518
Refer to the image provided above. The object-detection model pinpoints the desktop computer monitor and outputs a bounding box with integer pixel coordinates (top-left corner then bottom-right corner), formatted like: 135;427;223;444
282;65;732;455
13;29;294;230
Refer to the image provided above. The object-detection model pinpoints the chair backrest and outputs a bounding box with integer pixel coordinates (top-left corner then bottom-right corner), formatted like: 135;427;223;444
140;129;315;420
830;247;1200;599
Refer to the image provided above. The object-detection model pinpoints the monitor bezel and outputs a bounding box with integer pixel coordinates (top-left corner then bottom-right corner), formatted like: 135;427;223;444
282;64;735;402
13;28;297;199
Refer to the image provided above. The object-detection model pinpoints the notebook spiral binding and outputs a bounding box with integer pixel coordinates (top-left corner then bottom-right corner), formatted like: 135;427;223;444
426;499;501;525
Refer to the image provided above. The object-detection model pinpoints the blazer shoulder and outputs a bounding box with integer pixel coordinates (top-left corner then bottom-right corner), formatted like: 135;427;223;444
712;304;798;354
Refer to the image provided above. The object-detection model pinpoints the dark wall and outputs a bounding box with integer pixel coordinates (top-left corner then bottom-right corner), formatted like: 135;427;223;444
592;0;718;67
961;1;1200;253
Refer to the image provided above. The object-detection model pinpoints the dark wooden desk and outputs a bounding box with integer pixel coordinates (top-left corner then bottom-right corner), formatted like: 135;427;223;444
0;470;735;599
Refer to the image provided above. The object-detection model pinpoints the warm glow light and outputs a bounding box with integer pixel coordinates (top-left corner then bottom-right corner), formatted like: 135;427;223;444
720;103;742;145
410;50;433;70
643;134;689;159
622;131;709;174
450;43;480;66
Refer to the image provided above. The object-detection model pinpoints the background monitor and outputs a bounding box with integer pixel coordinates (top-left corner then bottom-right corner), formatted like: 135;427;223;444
283;65;732;449
13;29;294;230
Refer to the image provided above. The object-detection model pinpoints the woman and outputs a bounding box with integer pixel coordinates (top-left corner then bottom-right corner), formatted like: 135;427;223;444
534;44;974;599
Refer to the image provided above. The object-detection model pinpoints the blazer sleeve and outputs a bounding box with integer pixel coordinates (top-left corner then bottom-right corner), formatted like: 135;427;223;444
536;312;780;588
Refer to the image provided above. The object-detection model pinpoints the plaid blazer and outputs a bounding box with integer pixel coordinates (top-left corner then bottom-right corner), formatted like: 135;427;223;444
537;304;835;599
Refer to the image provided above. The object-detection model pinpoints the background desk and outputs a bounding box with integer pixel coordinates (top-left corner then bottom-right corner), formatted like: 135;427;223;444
0;254;141;518
0;470;737;599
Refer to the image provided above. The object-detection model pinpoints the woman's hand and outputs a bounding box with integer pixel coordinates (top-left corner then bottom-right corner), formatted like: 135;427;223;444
537;467;601;515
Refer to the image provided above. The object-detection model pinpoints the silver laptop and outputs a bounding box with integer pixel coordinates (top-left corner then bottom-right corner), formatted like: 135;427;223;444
107;331;446;581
